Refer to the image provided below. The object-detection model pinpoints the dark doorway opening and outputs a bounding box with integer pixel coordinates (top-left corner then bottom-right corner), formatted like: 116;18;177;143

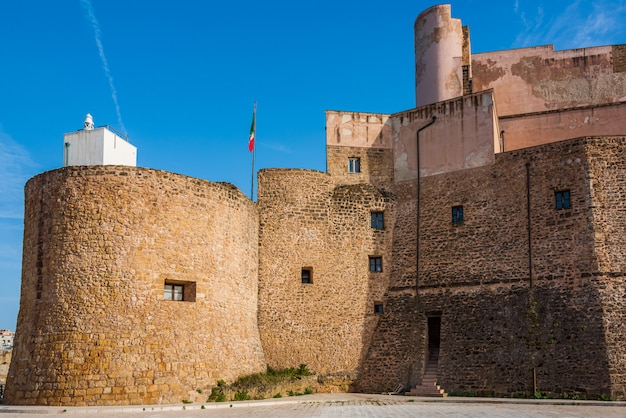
427;316;441;361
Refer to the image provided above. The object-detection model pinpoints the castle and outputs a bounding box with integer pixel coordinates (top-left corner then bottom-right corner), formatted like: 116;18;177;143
6;4;626;405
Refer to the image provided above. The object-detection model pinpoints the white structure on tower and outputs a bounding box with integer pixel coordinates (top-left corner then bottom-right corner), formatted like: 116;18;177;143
63;114;136;167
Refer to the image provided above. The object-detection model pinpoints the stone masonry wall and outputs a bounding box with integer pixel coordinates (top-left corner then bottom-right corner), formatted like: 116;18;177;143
586;137;626;399
257;168;393;378
6;166;265;406
358;137;622;398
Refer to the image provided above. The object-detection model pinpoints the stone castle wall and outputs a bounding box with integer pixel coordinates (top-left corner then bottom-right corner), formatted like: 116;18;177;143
357;137;626;399
257;168;393;376
6;166;265;406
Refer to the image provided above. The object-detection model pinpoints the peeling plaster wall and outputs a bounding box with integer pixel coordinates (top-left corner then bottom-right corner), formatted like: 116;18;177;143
473;45;626;117
414;4;464;107
393;90;497;181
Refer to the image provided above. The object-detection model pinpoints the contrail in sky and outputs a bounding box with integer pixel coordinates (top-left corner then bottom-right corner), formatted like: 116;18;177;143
80;0;127;136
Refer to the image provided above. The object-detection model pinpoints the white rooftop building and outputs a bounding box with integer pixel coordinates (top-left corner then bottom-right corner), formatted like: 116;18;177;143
63;114;137;167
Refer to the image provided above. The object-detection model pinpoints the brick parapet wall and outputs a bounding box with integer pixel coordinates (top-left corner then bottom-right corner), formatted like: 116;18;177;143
6;166;265;406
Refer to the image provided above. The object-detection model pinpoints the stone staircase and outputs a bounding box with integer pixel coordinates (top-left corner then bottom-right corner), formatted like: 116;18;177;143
406;351;447;397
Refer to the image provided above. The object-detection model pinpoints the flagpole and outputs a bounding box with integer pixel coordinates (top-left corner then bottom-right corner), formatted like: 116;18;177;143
250;102;256;199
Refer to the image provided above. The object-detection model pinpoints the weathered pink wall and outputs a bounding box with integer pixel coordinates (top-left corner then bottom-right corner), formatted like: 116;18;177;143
325;111;392;149
393;90;497;181
500;103;626;151
414;4;464;107
473;45;626;117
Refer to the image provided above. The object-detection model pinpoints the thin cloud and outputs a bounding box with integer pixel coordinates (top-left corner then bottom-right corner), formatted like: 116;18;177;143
80;0;127;136
0;128;38;219
513;0;626;50
261;141;292;154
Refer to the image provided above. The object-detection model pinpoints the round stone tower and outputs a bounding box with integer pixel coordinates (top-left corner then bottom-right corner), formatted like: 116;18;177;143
5;166;265;406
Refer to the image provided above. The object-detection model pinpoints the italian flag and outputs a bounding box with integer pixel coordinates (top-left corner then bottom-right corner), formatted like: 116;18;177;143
248;111;256;152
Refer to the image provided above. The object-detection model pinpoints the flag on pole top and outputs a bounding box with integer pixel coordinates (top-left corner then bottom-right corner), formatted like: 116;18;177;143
248;109;256;152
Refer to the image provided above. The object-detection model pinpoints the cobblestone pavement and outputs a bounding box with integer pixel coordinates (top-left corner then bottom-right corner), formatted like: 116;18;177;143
1;394;625;417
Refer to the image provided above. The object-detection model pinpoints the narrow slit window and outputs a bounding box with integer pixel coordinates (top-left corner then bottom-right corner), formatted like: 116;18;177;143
301;268;312;284
452;205;464;223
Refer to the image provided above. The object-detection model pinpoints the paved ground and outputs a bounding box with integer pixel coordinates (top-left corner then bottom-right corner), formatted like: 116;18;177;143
1;394;625;417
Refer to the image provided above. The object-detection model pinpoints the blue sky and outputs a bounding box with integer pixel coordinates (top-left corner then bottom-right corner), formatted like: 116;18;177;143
1;0;625;330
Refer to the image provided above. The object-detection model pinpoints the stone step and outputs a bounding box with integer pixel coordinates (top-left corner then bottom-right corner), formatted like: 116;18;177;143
406;362;447;397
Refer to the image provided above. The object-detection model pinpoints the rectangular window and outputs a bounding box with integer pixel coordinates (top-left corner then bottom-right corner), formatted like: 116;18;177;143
164;281;196;302
348;157;361;173
371;212;384;229
555;190;571;209
374;303;384;314
301;268;312;284
164;284;183;301
369;256;382;272
452;205;464;223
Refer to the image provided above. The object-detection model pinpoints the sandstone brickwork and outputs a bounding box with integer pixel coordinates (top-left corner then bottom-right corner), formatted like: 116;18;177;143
355;137;626;399
257;169;393;376
6;167;265;406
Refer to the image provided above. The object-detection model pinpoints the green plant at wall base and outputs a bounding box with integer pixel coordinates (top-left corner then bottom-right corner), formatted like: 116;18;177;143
273;393;282;398
196;388;202;394
598;393;610;401
207;387;226;402
201;405;206;409
304;387;313;395
217;380;226;387
233;390;250;401
182;399;192;404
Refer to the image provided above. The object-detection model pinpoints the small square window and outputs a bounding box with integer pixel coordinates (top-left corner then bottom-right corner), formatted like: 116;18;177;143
452;205;464;223
164;284;184;301
164;281;196;302
374;304;384;314
348;157;361;173
369;256;382;272
371;212;384;229
555;190;571;209
301;268;312;284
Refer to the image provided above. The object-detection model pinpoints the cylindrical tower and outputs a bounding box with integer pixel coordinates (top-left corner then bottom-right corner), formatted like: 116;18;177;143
414;4;465;107
5;166;265;406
